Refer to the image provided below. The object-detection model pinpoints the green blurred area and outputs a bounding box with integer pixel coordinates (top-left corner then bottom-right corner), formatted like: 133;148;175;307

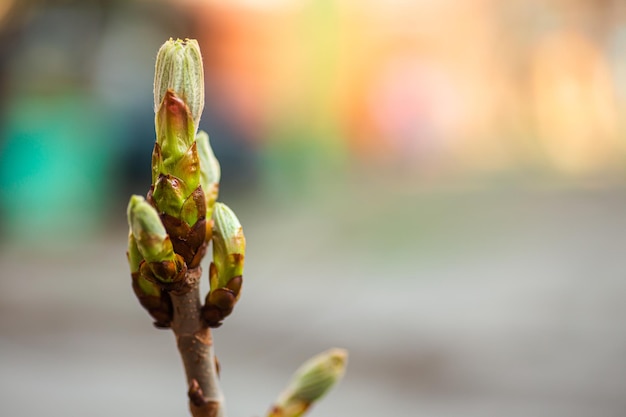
0;93;112;242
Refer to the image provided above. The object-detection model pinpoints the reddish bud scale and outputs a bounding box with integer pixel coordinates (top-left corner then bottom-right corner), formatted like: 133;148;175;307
156;91;196;164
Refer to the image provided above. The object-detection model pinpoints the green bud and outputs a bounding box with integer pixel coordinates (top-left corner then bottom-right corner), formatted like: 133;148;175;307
196;130;220;216
269;349;348;417
211;203;245;281
201;203;245;327
127;195;176;264
128;221;174;326
154;38;204;129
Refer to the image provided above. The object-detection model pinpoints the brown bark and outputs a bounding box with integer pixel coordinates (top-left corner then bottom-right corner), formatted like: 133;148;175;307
170;267;225;417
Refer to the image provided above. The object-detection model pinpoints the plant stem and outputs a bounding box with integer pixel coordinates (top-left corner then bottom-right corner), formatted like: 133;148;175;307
170;267;225;417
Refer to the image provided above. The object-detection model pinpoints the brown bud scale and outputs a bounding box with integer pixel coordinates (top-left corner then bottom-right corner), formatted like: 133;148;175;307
201;276;242;327
131;271;173;328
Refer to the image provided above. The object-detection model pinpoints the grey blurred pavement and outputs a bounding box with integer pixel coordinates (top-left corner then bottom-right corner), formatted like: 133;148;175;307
2;185;626;417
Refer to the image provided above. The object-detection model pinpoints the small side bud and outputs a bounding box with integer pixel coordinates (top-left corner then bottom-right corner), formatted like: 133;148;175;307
268;349;348;417
196;130;220;217
127;195;176;264
154;38;204;129
211;203;245;277
202;203;245;327
127;195;185;284
128;229;173;327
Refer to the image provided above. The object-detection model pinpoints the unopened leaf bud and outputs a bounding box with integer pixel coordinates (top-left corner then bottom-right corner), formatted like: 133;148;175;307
154;38;204;130
127;195;176;264
196;130;220;215
269;349;348;417
212;203;245;280
202;203;245;327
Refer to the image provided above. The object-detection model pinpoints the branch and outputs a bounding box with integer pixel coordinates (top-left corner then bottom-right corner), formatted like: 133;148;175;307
170;267;225;417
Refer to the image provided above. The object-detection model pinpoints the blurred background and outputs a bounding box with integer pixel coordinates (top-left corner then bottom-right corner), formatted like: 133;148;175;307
2;0;626;416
